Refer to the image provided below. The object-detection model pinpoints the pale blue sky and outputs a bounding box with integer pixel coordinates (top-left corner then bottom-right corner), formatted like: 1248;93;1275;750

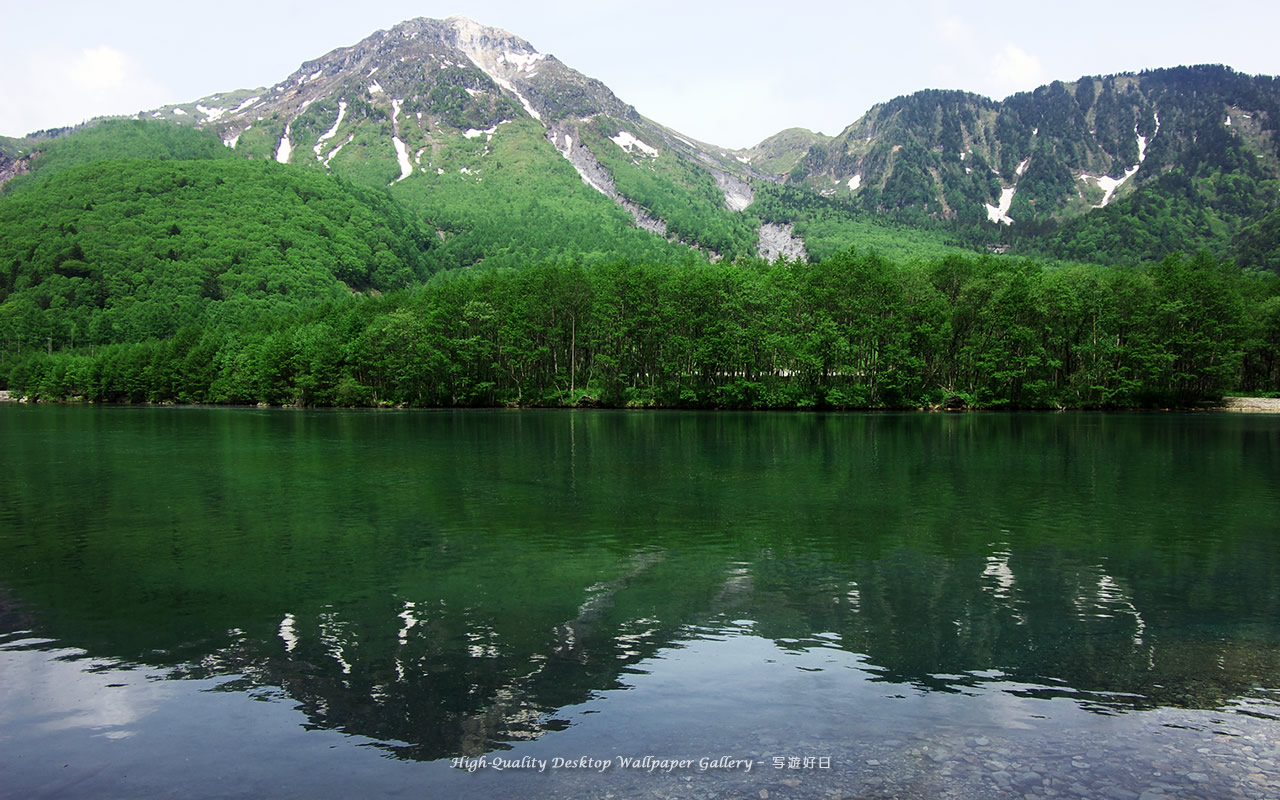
4;1;1278;148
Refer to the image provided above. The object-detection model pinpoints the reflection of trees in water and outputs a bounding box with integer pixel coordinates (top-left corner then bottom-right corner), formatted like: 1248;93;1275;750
3;411;1279;761
153;548;693;760
101;533;1279;762
736;541;1280;712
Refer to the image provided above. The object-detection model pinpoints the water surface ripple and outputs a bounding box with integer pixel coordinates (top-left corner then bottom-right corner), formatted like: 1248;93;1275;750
1;407;1278;798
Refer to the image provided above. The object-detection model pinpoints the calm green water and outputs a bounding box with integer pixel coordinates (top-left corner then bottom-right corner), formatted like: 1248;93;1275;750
1;406;1278;799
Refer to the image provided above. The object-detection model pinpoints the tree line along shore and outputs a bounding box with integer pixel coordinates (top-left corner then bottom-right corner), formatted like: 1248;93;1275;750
2;251;1278;410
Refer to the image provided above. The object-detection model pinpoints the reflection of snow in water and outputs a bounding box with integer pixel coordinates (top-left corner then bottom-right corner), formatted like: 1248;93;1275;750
982;552;1016;598
318;606;352;675
847;580;861;611
278;613;298;652
465;624;500;659
397;600;419;645
981;550;1025;624
1074;569;1148;647
395;600;420;681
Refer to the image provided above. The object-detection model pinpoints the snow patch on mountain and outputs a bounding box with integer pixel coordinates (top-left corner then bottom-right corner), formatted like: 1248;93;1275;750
463;125;500;141
232;96;260;113
323;134;353;168
547;123;667;235
1016;157;1031;177
985;186;1016;225
499;78;541;121
1084;168;1138;208
1081;122;1151;208
500;50;545;72
197;105;226;123
848;174;862;191
445;16;545;122
314;102;347;159
610;130;658;157
275;126;293;164
392;137;413;182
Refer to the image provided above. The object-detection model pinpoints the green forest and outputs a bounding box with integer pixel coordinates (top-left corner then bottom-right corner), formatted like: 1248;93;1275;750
4;252;1278;409
2;118;1279;410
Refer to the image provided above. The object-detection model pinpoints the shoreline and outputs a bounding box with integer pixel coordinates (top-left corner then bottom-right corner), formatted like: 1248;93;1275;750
3;390;1279;413
1219;396;1280;413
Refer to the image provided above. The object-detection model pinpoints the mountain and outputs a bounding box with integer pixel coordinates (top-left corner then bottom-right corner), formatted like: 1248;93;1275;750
130;17;799;266
2;17;1278;273
3;24;1279;409
134;18;1278;269
762;66;1280;265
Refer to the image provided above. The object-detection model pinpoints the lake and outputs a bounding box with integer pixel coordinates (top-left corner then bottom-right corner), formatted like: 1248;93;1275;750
1;406;1278;799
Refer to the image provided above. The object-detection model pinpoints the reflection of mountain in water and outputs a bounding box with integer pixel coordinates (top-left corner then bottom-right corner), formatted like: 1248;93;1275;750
1;407;1279;760
6;529;1280;760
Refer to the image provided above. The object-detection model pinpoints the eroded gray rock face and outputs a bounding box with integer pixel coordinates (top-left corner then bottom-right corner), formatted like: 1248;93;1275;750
546;123;666;236
757;222;807;262
0;153;33;191
713;169;754;212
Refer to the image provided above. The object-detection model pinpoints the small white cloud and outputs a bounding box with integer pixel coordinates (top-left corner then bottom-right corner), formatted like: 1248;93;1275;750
989;44;1047;98
0;45;172;136
64;46;132;91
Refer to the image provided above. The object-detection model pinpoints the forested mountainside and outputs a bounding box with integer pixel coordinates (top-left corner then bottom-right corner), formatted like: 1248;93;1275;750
0;122;434;347
770;66;1280;266
124;16;785;266
3;19;1277;271
1;17;1279;408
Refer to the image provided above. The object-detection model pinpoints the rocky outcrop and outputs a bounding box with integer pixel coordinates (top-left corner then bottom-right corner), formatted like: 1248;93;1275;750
0;152;34;191
756;222;807;262
546;123;666;235
712;169;753;212
1220;397;1280;413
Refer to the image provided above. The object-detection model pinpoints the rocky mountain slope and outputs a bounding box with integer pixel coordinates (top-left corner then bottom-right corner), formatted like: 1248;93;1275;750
135;17;800;264
5;18;1279;270
762;66;1280;233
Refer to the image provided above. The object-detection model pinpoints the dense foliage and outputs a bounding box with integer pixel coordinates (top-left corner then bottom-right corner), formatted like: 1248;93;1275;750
782;66;1280;271
750;184;973;263
388;119;700;270
5;252;1277;409
1;119;238;194
0;157;432;350
2;99;1278;412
